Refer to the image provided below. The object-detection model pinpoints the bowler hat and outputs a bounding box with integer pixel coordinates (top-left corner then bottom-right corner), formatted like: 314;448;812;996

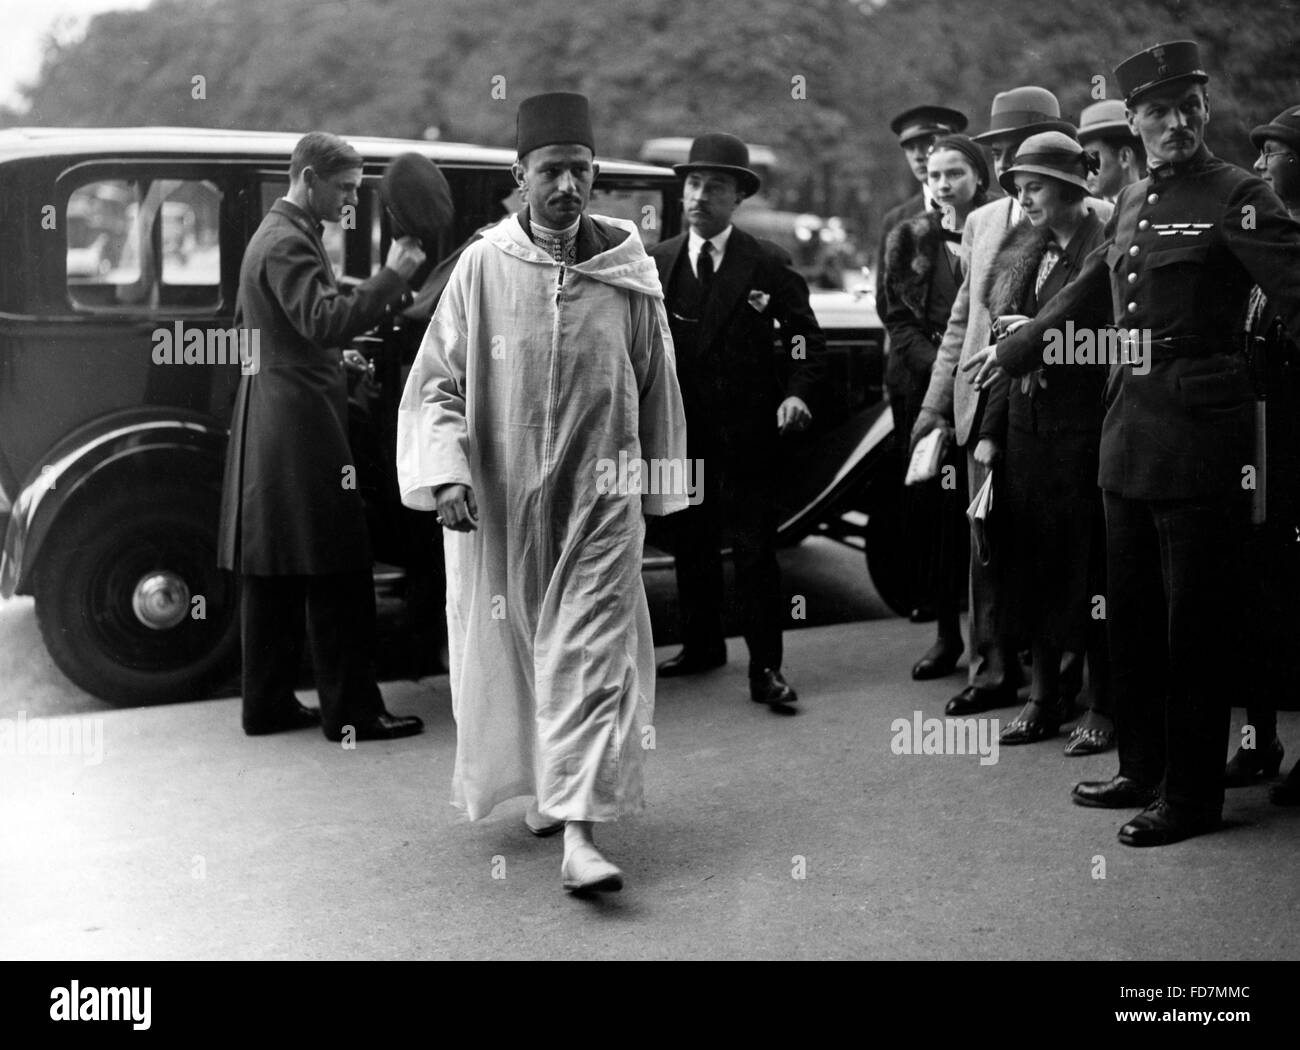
381;152;454;250
673;133;761;197
1077;99;1135;145
890;104;968;146
516;92;595;157
1114;40;1208;106
1250;104;1300;155
973;86;1077;144
998;131;1094;196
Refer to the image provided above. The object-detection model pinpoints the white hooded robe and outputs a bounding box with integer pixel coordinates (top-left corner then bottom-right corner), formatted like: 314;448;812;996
397;212;688;822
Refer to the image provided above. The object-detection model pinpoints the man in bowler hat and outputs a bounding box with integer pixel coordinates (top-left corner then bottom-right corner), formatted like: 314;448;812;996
970;42;1300;844
652;133;826;707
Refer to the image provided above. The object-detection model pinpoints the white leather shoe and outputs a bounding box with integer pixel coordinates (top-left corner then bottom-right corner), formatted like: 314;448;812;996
525;802;564;837
561;844;624;893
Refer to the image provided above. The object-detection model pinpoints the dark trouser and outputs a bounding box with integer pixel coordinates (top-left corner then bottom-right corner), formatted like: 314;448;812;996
1103;492;1245;816
966;450;1021;690
240;570;385;735
671;458;782;673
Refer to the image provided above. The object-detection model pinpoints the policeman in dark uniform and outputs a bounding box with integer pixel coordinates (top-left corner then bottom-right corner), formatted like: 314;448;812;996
968;41;1300;845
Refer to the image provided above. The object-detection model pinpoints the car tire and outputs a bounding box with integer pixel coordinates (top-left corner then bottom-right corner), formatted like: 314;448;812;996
34;484;239;705
865;485;911;618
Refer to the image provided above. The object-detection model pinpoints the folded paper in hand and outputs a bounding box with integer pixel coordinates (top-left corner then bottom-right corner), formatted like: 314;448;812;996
966;471;994;565
905;428;948;486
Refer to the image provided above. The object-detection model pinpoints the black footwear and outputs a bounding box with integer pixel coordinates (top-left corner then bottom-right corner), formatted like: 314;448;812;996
1072;774;1157;809
1118;799;1220;847
323;712;424;742
656;645;726;677
1224;737;1284;787
945;683;1017;716
911;640;963;681
1063;711;1116;756
999;697;1067;745
244;700;321;736
909;605;937;624
750;668;797;705
1271;763;1300;806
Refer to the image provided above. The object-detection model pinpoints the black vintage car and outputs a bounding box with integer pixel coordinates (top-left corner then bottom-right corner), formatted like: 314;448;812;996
0;126;903;704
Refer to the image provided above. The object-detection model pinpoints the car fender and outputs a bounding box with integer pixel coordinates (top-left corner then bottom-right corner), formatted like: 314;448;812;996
1;411;226;598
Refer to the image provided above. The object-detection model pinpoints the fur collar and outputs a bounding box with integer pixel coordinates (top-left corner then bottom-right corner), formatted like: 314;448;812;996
983;220;1053;320
883;211;944;317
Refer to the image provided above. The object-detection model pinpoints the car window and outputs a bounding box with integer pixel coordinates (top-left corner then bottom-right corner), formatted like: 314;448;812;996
66;177;222;311
258;178;384;279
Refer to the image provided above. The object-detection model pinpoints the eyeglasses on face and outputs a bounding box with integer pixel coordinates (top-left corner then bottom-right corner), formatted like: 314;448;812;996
1260;148;1296;163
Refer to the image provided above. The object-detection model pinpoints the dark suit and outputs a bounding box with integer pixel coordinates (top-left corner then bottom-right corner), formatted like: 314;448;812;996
650;226;826;671
218;198;410;733
997;148;1300;815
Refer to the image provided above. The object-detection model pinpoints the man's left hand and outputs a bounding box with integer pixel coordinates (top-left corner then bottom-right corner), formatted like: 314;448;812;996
777;396;812;435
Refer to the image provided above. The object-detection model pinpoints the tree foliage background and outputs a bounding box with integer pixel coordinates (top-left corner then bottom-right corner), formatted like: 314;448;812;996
4;0;1297;241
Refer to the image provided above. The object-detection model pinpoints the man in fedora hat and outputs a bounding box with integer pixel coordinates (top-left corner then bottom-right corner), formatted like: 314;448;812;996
398;92;688;893
218;131;428;744
1078;99;1146;203
650;132;826;708
911;87;1108;719
971;42;1300;845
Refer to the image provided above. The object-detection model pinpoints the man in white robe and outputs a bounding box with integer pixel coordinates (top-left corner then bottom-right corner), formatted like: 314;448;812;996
397;92;688;893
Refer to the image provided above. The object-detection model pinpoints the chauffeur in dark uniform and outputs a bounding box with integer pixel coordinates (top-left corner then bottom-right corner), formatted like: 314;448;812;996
970;42;1300;844
652;134;826;706
218;132;428;742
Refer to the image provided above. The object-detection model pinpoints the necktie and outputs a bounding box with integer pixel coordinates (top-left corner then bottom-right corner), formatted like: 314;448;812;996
697;240;715;296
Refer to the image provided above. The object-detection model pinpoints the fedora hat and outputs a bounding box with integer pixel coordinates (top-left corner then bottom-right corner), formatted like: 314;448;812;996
673;133;761;197
972;86;1076;144
890;104;968;146
1114;40;1208;106
1077;99;1135;145
998;131;1094;195
381;152;454;250
1250;104;1300;154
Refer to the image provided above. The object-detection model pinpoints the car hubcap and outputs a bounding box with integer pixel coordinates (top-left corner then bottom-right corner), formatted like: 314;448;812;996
131;571;191;630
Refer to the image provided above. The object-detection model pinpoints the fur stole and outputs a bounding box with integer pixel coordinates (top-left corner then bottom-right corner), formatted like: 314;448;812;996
983;220;1054;320
883;211;944;318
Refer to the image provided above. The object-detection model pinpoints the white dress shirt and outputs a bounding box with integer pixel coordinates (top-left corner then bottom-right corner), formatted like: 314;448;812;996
688;224;734;278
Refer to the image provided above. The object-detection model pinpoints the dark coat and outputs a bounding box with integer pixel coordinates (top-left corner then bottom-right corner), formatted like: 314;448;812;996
882;210;963;385
996;148;1300;500
650;226;827;455
876;191;927;392
218;199;409;575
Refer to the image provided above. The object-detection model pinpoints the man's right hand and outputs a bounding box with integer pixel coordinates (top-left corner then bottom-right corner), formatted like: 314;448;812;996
385;236;427;281
910;408;948;453
434;484;478;531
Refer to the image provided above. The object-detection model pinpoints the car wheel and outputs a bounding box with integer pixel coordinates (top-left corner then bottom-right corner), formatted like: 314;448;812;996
865;487;910;618
34;485;239;705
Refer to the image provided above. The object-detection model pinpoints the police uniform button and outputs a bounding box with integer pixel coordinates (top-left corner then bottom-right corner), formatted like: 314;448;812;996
1127;273;1137;284
1129;245;1139;256
1147;193;1159;204
1127;301;1137;313
1138;219;1150;230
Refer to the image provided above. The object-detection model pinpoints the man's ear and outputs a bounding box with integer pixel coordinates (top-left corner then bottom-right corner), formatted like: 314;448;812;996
1125;106;1140;137
591;160;601;180
511;160;526;187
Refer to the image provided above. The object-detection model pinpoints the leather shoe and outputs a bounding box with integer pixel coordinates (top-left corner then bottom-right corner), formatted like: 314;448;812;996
1072;774;1157;809
656;645;726;677
525;802;564;837
1224;737;1284;787
750;668;797;705
945;683;1017;716
562;844;623;893
911;640;963;681
244;700;321;736
323;712;424;742
1118;799;1220;847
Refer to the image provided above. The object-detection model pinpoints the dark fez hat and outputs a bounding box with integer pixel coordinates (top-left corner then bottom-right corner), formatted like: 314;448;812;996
1077;99;1134;145
516;92;595;156
380;152;454;249
890;105;968;146
1114;40;1208;106
1251;104;1300;154
673;133;761;197
972;86;1076;143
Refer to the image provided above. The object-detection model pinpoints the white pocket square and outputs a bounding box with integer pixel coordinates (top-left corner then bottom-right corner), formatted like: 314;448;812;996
747;290;770;312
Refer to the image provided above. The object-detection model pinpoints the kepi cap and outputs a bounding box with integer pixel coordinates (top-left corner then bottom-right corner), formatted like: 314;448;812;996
1114;40;1208;106
890;104;968;146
